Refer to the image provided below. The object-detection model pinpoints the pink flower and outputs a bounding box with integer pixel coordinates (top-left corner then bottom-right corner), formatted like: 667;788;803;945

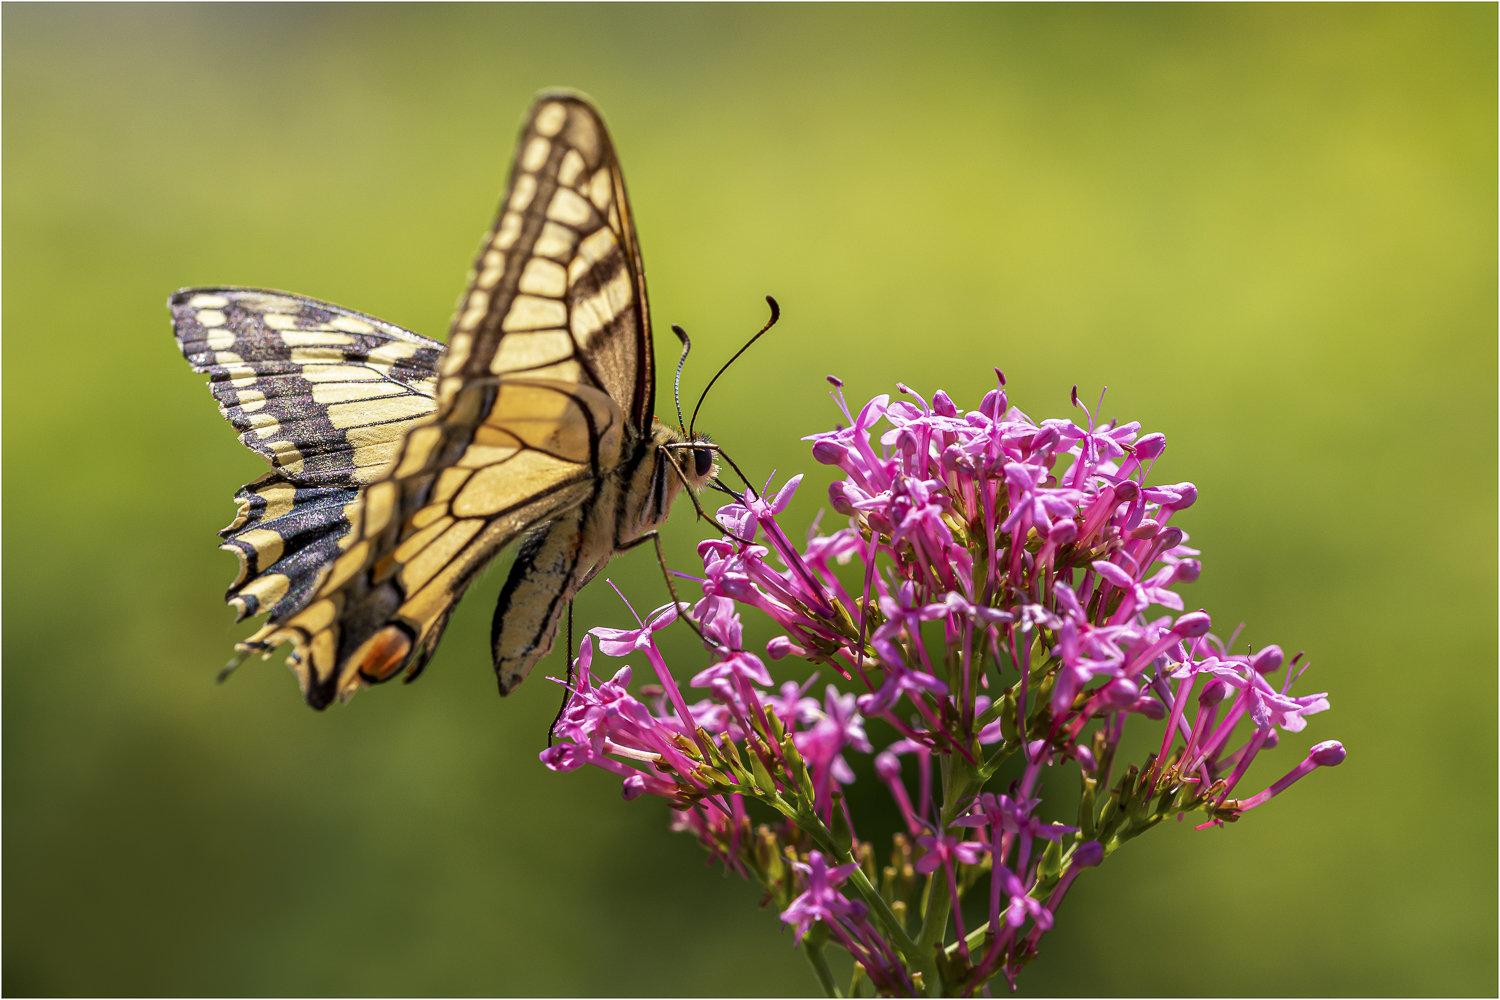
780;852;864;945
541;373;1341;995
913;833;986;873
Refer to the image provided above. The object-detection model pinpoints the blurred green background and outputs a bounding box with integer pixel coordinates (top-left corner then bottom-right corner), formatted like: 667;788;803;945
4;4;1494;996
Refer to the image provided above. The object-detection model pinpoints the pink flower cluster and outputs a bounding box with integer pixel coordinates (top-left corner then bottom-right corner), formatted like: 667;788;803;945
541;372;1344;997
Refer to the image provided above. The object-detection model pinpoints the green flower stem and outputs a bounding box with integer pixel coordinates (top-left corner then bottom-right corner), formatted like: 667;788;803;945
978;740;1017;782
948;920;991;958
845;866;917;956
805;940;841;998
914;753;977;994
729;778;930;992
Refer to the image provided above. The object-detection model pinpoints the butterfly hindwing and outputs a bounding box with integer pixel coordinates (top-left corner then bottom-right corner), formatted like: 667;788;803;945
172;288;446;624
218;472;362;623
236;92;662;708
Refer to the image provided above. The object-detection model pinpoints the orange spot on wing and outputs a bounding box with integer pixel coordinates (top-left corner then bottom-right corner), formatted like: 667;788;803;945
354;626;413;682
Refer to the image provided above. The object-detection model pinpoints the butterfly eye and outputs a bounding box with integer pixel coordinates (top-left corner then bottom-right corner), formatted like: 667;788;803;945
694;448;714;478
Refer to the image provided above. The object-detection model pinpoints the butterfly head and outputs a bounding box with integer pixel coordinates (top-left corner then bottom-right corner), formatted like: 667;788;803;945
654;423;719;491
638;421;720;531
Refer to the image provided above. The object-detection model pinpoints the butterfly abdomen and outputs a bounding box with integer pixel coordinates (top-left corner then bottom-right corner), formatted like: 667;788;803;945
490;479;618;694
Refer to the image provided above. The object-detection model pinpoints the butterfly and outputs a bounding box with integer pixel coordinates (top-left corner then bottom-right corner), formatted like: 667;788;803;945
172;90;729;710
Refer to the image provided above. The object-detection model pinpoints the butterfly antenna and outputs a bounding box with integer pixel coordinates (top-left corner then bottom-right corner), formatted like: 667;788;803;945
688;296;780;438
671;324;692;434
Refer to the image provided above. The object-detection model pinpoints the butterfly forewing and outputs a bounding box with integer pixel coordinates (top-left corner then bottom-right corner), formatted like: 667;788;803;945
437;93;652;423
240;92;660;707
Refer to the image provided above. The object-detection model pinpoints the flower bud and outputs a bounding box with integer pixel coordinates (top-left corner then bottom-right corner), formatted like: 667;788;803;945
1113;480;1140;504
766;636;798;660
1133;433;1166;460
828;481;858;516
1130;519;1161;540
1048;518;1078;546
1250;645;1284;675
1262;728;1280;750
812;439;848;467
1129;696;1166;720
979;388;1007;420
1197;678;1229;707
539;744;585;772
1092;560;1135;589
1156;527;1184;551
932;390;958;417
1072;840;1105;867
998;689;1019;742
1172;559;1201;583
1030;425;1061;457
1310;740;1346;767
1100;678;1139;707
941;444;974;475
1171;610;1212;638
1074;745;1097;772
874;750;903;782
622;774;648;800
1163;482;1197;510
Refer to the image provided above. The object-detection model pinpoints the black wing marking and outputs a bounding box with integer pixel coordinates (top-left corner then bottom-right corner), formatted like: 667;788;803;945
248;376;619;708
218;472;362;623
172;287;445;485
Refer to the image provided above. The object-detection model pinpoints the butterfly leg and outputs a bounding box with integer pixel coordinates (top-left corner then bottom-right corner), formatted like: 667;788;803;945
547;601;575;748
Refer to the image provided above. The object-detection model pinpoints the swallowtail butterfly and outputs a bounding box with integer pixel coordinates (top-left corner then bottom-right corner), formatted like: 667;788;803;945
173;91;718;709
